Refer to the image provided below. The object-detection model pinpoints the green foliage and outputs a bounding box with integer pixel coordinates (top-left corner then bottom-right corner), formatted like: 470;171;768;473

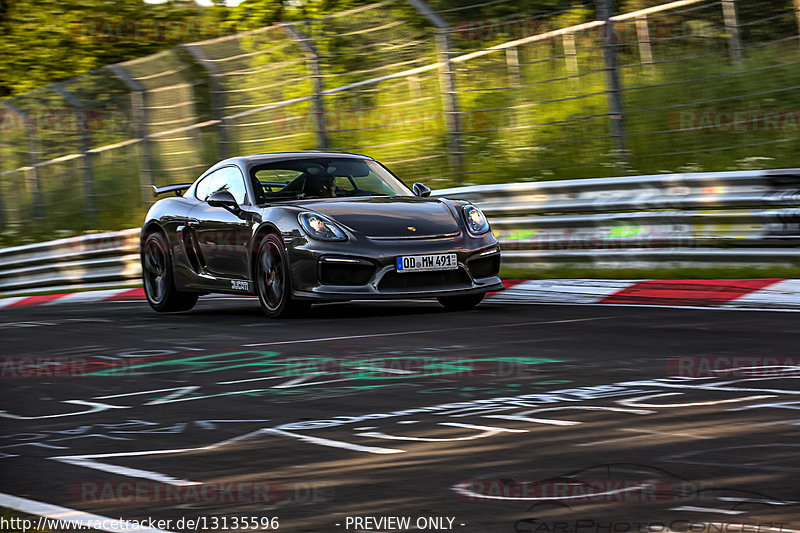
0;0;206;97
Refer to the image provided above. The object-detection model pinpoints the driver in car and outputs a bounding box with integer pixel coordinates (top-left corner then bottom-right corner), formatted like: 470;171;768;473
304;166;338;198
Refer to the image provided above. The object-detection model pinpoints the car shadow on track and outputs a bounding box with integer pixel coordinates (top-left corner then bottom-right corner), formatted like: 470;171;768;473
182;299;501;320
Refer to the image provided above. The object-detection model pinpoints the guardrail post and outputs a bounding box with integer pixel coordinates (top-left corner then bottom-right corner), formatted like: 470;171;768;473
51;83;96;224
596;0;629;171
182;44;231;159
407;0;465;184
106;65;155;206
721;0;743;66
1;101;45;220
282;24;329;151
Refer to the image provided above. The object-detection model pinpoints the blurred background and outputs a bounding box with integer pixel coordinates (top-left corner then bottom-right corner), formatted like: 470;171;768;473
0;0;798;247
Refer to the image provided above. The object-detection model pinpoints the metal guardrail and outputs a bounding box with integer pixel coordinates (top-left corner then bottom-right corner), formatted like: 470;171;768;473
2;168;800;295
0;229;141;294
439;168;800;269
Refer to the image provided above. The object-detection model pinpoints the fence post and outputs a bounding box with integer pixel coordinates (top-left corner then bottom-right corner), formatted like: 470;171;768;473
407;0;465;183
596;0;629;170
106;64;155;206
51;83;96;224
795;0;800;39
635;15;655;75
1;101;45;219
562;32;579;93
282;23;329;151
721;0;743;66
182;44;231;159
505;47;522;87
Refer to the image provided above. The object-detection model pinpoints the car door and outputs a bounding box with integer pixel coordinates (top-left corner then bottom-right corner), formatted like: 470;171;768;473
189;165;252;281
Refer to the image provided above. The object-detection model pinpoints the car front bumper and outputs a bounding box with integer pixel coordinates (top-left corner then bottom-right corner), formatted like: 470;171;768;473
287;231;503;301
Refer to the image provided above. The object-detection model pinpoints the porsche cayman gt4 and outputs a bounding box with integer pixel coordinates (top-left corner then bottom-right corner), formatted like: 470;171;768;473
140;152;503;317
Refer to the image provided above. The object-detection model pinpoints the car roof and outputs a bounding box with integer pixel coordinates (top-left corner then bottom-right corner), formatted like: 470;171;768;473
233;151;374;167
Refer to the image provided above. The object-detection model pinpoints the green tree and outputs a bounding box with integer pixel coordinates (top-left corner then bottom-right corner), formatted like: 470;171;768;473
0;0;206;98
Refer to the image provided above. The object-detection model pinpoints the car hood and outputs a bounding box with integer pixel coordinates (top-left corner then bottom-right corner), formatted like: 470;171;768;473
300;197;461;238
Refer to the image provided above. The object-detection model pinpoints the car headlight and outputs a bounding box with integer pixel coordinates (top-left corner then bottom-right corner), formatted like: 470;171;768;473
463;205;490;235
298;212;347;241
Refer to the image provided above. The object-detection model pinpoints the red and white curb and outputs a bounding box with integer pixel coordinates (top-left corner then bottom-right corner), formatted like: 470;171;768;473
1;279;800;310
0;288;146;309
491;279;800;310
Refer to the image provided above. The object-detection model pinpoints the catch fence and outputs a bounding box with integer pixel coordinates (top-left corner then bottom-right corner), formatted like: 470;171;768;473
1;0;798;246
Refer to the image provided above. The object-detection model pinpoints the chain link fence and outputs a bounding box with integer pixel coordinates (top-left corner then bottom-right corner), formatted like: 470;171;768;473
1;0;798;247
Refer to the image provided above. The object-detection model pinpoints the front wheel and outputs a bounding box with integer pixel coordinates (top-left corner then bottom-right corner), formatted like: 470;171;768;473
437;292;485;311
142;231;198;313
255;233;310;318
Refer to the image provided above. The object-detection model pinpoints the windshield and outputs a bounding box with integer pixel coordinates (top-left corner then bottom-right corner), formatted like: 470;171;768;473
249;157;412;204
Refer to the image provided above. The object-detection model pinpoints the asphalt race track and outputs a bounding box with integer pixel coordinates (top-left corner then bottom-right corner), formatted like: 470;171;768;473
1;297;798;532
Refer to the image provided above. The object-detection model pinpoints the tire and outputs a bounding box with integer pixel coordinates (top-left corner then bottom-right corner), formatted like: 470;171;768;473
437;292;485;311
142;231;199;313
255;233;310;318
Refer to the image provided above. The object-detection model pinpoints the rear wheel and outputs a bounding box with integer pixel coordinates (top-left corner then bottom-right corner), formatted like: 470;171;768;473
255;233;310;318
437;292;485;311
142;231;198;312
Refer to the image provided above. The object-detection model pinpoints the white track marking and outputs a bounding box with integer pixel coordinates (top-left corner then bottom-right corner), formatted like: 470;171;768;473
50;429;269;485
242;316;618;347
574;434;656;447
728;400;800;411
0;492;177;533
216;375;286;385
54;457;199;486
622;428;712;439
442;422;528;433
483;415;581;426
522;406;656;415
670;506;746;515
616;393;776;408
271;374;353;389
358;422;526;443
0;400;129;420
717;496;798;505
263;428;403;454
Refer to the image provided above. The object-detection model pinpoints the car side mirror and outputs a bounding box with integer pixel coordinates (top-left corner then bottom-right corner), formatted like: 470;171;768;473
207;190;242;214
413;182;431;197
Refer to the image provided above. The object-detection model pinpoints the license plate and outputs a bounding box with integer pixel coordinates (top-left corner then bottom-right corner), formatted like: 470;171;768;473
396;253;458;273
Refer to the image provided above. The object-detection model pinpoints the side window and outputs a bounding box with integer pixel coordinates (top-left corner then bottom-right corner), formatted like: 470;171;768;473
195;166;248;205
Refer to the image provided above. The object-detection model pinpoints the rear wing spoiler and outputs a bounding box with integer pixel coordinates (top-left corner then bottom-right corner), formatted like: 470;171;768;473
152;183;193;196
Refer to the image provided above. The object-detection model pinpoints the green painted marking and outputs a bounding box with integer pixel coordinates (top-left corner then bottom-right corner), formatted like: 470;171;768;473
607;225;643;238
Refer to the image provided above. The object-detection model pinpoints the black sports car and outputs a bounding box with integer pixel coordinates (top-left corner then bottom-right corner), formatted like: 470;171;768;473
140;152;503;317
